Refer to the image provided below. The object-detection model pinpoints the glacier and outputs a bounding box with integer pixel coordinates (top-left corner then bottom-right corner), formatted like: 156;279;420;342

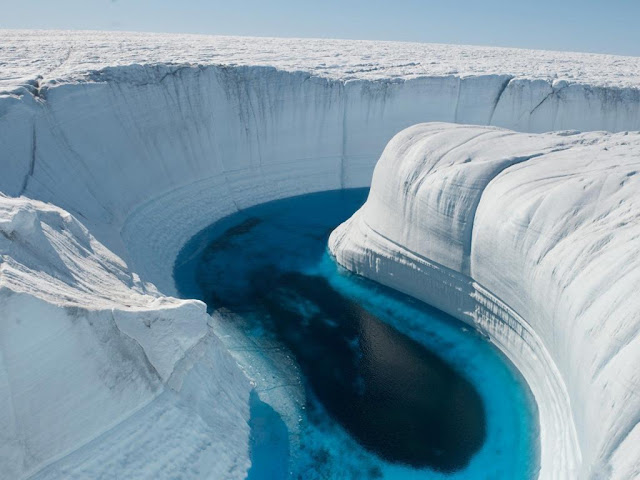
1;29;640;479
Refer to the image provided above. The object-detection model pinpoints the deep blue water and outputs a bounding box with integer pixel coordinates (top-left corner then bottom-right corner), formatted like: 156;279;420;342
174;188;538;479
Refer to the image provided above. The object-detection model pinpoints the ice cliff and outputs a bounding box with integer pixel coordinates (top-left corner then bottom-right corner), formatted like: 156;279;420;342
1;30;640;478
329;124;640;479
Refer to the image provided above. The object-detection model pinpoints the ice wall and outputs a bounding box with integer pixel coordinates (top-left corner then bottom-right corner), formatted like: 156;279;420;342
329;124;640;479
2;64;640;293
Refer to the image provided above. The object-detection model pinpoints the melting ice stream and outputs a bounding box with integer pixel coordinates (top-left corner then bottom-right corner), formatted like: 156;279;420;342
174;189;538;480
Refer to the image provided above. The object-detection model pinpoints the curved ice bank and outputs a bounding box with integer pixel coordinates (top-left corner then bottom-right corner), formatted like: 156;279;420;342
329;123;640;479
1;31;640;478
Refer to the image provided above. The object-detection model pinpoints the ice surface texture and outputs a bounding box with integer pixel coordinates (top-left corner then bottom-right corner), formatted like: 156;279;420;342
1;30;640;479
3;29;640;89
329;124;640;479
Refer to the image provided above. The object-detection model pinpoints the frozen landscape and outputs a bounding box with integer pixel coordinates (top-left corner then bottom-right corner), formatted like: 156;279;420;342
1;29;640;479
330;124;640;479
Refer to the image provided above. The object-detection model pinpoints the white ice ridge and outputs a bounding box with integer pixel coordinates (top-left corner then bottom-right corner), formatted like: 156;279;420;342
1;31;640;479
0;195;252;479
329;123;640;480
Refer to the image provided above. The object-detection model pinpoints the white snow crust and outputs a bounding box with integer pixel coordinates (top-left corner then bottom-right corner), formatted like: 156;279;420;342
329;123;640;480
3;29;640;90
1;30;640;479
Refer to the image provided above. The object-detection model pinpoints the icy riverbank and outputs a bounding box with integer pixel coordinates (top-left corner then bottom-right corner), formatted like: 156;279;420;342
329;123;640;479
0;196;252;479
1;30;640;478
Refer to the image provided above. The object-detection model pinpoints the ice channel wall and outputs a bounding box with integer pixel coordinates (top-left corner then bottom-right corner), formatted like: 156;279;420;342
329;124;640;480
1;64;640;478
2;65;640;293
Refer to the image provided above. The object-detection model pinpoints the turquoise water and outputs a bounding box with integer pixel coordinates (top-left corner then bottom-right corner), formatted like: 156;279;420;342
174;188;538;479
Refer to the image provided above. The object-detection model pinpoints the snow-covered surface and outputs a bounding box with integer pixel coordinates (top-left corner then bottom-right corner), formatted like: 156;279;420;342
329;123;640;479
1;30;640;479
3;29;640;91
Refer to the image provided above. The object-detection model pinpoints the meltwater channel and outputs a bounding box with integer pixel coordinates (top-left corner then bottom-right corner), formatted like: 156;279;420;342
174;188;538;480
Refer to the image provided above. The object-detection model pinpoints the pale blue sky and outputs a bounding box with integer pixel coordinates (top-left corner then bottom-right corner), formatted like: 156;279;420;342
1;0;638;56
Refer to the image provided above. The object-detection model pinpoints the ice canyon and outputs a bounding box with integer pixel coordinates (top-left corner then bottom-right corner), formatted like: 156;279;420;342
1;30;640;479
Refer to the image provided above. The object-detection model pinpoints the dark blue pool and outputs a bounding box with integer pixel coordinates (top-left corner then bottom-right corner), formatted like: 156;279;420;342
174;188;538;479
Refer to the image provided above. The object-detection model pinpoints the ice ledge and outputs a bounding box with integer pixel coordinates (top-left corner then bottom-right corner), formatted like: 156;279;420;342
329;123;640;479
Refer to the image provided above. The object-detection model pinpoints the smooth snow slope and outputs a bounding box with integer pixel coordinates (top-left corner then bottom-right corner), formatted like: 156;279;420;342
1;30;640;479
329;123;640;480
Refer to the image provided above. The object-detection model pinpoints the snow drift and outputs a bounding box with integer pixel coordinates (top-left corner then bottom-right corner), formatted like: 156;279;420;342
329;124;640;479
1;30;640;478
